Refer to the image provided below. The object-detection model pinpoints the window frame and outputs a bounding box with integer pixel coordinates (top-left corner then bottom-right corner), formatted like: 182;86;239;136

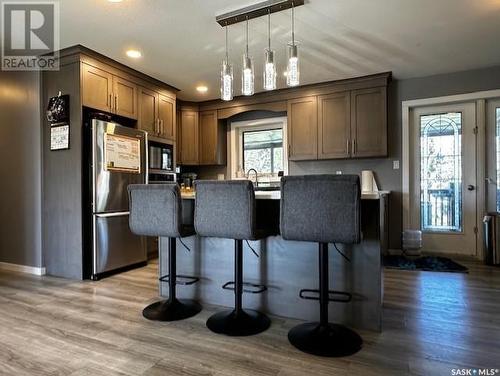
230;116;288;181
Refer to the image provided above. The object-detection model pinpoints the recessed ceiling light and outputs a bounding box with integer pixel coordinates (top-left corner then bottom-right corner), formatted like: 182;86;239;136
196;86;208;93
126;49;142;58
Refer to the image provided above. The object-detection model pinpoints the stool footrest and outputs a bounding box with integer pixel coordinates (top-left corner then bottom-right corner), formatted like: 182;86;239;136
159;274;199;286
299;289;352;303
222;281;267;294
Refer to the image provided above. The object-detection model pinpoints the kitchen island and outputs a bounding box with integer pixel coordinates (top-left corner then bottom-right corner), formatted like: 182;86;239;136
158;191;389;331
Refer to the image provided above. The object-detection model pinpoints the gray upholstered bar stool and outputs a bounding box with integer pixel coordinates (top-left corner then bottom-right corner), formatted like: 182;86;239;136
280;175;362;357
194;180;271;336
128;183;202;321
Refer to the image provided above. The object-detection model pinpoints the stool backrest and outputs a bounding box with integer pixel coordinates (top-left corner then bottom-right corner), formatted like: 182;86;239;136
280;175;361;244
194;180;256;240
128;183;182;237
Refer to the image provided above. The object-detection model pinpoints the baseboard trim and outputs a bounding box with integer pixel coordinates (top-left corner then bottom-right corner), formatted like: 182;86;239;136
0;262;46;276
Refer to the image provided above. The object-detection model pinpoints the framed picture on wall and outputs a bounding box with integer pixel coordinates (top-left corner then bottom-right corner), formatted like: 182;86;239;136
50;125;70;151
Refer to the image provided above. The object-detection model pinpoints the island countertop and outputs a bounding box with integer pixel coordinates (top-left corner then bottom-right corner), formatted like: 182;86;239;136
180;190;390;200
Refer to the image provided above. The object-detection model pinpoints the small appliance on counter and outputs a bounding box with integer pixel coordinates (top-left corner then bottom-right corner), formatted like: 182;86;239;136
180;173;197;191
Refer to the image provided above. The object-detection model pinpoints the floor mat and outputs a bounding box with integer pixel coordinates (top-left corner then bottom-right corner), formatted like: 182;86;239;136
384;255;468;273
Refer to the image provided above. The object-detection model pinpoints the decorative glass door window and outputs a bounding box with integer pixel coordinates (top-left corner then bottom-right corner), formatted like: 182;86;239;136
242;128;283;174
420;112;463;232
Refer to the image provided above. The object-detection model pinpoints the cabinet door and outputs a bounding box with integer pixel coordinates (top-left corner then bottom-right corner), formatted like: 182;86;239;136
318;92;351;159
199;111;218;165
82;64;112;112
351;87;387;158
287;97;318;160
138;87;158;135
113;76;138;119
158;94;175;140
180;110;199;165
176;108;182;164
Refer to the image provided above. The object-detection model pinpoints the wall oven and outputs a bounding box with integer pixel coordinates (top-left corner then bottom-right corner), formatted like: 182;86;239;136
148;140;176;183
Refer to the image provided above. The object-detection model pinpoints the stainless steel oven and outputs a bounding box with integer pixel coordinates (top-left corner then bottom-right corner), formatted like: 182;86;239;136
149;140;174;174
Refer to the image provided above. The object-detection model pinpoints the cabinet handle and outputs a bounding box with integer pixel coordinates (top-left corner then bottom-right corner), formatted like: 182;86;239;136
160;119;164;135
109;93;112;109
352;139;356;155
288;144;291;157
347;139;350;155
115;95;118;111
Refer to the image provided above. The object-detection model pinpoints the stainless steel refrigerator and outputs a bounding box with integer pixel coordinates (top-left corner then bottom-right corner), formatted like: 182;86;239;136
90;119;147;279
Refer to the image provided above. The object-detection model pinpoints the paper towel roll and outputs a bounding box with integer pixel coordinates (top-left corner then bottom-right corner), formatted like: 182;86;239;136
361;170;379;193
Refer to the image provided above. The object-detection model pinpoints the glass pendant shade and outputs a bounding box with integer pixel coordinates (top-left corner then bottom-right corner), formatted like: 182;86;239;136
221;60;233;101
286;43;299;87
263;49;276;90
242;55;254;96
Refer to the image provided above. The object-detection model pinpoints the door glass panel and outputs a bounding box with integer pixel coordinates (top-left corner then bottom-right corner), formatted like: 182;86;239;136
496;108;500;211
420;112;462;232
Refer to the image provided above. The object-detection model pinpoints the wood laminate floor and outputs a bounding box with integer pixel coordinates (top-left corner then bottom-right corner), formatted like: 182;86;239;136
0;260;499;376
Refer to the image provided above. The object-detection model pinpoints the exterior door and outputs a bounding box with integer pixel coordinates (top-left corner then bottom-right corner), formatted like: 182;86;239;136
410;103;477;256
486;99;500;212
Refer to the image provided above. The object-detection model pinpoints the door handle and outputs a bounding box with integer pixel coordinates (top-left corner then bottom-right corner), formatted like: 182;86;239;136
467;185;475;191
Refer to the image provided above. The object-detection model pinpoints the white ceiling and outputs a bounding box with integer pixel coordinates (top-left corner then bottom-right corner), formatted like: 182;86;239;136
59;0;500;101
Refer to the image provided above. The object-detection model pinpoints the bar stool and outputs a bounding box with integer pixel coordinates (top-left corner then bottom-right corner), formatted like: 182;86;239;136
128;183;202;321
280;175;362;357
194;180;271;336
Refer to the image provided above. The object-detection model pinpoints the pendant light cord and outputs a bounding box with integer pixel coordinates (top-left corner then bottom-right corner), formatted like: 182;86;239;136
225;24;229;62
267;9;271;50
246;17;249;57
291;2;295;45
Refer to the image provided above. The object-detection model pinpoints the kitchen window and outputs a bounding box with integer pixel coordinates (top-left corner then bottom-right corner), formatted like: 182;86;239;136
230;116;288;180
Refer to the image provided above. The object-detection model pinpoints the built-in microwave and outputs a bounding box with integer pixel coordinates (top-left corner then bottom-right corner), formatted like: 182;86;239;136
148;140;174;173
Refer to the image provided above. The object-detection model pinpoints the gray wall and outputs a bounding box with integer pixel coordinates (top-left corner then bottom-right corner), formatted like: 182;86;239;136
0;71;42;267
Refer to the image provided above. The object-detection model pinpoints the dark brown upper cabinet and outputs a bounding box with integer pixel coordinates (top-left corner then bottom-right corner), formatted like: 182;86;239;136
179;109;199;165
138;88;176;141
113;76;138;119
318;91;351;159
287;97;318;161
350;87;387;158
158;94;175;141
199;110;226;165
82;64;113;113
138;87;158;135
82;63;138;120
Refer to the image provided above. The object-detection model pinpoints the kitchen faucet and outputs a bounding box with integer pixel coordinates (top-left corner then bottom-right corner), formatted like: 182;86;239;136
246;168;258;187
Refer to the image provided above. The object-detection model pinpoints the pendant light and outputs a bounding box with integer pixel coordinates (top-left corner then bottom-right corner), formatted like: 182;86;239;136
286;2;299;87
263;10;276;91
221;25;233;101
241;17;254;96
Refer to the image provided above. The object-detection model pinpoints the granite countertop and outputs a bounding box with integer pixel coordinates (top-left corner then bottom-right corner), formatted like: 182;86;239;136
180;190;390;200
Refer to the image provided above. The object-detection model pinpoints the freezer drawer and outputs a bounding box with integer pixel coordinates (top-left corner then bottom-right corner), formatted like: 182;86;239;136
93;213;146;276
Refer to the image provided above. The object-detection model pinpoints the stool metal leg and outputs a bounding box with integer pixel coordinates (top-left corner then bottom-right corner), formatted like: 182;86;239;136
288;243;362;357
206;239;271;336
143;237;202;321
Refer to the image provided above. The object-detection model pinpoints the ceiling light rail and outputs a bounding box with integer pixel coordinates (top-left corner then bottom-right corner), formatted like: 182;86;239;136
216;0;304;27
